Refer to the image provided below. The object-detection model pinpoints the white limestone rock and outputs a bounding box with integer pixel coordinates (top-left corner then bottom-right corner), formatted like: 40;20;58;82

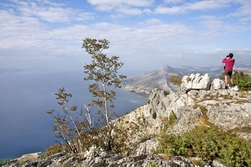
181;73;211;92
211;78;225;90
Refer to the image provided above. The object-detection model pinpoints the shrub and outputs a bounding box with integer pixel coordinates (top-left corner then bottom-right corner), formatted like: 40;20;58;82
161;111;177;132
155;126;251;166
169;111;177;125
233;71;251;91
47;38;128;155
43;144;65;158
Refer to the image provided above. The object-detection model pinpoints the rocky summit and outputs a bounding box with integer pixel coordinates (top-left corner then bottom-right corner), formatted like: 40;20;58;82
5;74;251;167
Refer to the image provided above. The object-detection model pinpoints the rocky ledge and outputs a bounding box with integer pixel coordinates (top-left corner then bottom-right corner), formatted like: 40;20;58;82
5;74;251;167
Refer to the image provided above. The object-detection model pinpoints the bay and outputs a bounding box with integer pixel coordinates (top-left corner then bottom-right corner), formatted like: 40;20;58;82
0;70;147;159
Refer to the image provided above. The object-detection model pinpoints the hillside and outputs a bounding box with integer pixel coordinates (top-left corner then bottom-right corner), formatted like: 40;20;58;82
4;76;251;166
122;65;194;95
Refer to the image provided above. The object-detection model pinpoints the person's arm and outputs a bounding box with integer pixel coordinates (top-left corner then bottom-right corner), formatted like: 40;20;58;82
222;58;227;63
222;55;230;63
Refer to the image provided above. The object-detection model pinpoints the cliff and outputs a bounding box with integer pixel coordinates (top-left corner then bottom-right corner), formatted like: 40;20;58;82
4;75;251;167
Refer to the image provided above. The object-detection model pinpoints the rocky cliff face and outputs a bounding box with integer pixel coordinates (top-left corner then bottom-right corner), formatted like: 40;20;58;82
5;79;251;167
119;88;251;138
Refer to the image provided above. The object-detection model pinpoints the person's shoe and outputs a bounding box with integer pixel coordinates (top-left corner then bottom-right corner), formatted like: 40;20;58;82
225;86;228;89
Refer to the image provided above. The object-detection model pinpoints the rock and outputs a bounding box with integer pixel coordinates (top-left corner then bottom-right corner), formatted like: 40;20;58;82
130;138;159;156
211;78;225;90
20;153;195;167
17;152;40;162
180;73;211;92
230;85;239;91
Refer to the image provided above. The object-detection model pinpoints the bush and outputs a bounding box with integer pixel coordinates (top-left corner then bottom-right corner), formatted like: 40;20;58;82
42;144;65;158
156;126;251;166
233;71;251;91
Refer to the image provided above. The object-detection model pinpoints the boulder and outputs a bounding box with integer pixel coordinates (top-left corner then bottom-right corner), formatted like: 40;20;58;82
211;78;225;90
180;73;211;92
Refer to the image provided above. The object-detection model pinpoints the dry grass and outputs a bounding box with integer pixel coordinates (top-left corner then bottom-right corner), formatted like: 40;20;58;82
169;75;182;86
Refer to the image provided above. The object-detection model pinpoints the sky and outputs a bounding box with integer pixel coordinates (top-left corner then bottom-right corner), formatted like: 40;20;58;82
0;0;251;75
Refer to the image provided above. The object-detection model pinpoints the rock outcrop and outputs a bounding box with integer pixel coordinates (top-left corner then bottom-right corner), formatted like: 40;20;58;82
17;153;194;167
6;78;251;167
118;88;251;139
181;73;240;93
181;73;211;92
210;78;225;90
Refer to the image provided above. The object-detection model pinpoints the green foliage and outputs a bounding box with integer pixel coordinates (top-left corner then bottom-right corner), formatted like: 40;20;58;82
42;144;65;158
233;71;251;91
156;126;251;166
82;38;127;152
82;38;126;127
169;111;177;125
161;111;177;133
219;136;251;167
47;88;86;153
151;162;157;167
140;134;154;143
47;38;128;155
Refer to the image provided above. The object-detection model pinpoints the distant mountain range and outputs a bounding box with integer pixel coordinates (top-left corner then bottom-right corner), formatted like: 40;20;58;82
122;64;251;95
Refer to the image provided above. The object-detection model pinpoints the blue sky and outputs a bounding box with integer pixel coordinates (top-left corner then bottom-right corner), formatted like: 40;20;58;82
0;0;251;74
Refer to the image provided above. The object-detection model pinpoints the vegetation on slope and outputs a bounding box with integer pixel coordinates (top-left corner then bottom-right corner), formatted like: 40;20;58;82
155;126;251;167
233;71;251;91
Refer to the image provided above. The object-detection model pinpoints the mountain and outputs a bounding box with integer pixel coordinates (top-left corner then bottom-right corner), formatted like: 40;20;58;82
5;87;251;166
123;64;251;95
122;65;195;96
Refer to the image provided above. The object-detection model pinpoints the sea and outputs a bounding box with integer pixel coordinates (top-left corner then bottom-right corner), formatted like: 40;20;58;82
0;70;147;160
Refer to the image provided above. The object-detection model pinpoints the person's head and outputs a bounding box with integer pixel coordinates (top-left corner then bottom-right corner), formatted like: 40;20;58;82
229;53;234;58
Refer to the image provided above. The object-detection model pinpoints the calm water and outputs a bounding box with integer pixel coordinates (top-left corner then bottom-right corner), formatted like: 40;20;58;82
0;70;147;159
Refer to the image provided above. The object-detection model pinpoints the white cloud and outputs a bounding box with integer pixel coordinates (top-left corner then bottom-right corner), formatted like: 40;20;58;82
186;1;228;11
8;0;93;23
87;0;153;8
87;0;154;16
228;2;251;22
155;0;229;14
198;15;250;35
116;6;145;15
155;6;185;14
163;0;185;4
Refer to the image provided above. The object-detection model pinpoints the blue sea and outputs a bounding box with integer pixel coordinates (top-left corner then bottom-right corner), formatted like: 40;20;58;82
0;70;147;159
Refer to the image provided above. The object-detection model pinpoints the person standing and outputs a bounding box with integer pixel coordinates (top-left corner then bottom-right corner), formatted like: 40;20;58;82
222;53;235;89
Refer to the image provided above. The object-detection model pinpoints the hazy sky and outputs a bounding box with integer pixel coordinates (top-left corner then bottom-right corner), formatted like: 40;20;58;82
1;0;251;74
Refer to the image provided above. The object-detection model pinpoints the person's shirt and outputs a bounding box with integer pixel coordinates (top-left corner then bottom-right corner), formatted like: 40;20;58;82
222;58;235;70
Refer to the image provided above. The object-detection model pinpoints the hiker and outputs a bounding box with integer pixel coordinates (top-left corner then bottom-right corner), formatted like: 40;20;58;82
222;53;235;89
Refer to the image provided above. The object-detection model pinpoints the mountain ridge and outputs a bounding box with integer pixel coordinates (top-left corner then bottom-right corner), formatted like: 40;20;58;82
123;64;251;96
